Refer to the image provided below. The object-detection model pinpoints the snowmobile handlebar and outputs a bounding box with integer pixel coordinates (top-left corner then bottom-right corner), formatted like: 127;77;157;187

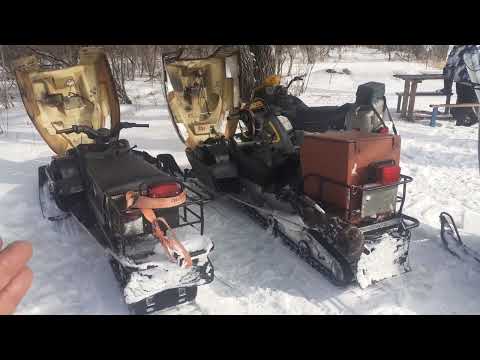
56;125;102;137
118;122;150;129
286;76;304;90
56;122;149;140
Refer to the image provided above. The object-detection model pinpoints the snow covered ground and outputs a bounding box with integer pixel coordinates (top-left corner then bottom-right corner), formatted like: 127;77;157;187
1;47;480;315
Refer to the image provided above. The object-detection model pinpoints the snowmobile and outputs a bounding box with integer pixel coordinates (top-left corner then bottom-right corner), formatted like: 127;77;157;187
161;46;419;288
13;47;214;314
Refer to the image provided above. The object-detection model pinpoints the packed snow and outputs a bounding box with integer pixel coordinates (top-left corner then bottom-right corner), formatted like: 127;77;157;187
356;232;410;290
1;47;480;315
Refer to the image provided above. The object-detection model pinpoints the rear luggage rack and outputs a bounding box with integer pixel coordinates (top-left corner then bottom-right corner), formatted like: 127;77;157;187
303;174;414;224
107;180;210;257
178;181;210;235
359;213;419;234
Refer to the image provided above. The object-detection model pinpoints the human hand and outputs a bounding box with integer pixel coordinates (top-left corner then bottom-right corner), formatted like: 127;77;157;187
0;239;33;315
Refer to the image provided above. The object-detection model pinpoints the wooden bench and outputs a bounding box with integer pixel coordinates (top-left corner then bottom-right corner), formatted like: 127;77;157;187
394;74;449;121
396;91;453;113
429;103;480;127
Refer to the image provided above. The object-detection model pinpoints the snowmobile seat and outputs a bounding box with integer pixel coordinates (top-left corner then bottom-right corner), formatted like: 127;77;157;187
85;151;176;195
296;104;352;132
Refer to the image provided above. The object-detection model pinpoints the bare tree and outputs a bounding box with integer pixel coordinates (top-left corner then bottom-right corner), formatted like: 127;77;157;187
0;45;11;134
383;45;397;61
286;45;329;96
140;45;160;81
236;45;278;102
238;45;256;102
274;45;288;75
104;46;133;104
286;46;296;76
369;45;448;63
0;44;338;108
250;45;276;84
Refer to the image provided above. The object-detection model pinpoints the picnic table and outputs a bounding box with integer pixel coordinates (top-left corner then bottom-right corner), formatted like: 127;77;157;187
393;73;451;121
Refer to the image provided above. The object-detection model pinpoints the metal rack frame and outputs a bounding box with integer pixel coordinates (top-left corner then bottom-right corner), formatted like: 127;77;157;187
107;180;211;257
303;174;414;223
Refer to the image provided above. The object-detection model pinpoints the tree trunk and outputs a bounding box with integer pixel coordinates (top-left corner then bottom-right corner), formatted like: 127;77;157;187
150;45;158;80
249;45;275;85
238;45;256;103
107;47;132;105
287;51;294;76
274;45;287;75
237;45;276;103
139;46;145;78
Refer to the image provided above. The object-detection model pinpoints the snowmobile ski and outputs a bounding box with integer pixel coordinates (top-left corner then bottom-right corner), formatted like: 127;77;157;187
72;213;215;315
440;212;480;264
109;251;213;315
38;165;71;221
86;210;214;315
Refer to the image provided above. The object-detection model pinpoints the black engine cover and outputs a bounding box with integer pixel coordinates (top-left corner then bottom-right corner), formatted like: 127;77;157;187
50;157;84;196
186;140;239;192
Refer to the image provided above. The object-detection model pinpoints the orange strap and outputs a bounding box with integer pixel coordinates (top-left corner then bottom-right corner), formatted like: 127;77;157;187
125;191;192;268
125;191;186;210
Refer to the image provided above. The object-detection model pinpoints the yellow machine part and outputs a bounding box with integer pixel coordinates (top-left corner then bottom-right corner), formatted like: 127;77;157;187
262;75;281;87
165;53;240;148
13;47;120;155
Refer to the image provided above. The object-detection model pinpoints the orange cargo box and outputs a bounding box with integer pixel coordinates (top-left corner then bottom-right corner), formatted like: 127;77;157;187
301;131;401;211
